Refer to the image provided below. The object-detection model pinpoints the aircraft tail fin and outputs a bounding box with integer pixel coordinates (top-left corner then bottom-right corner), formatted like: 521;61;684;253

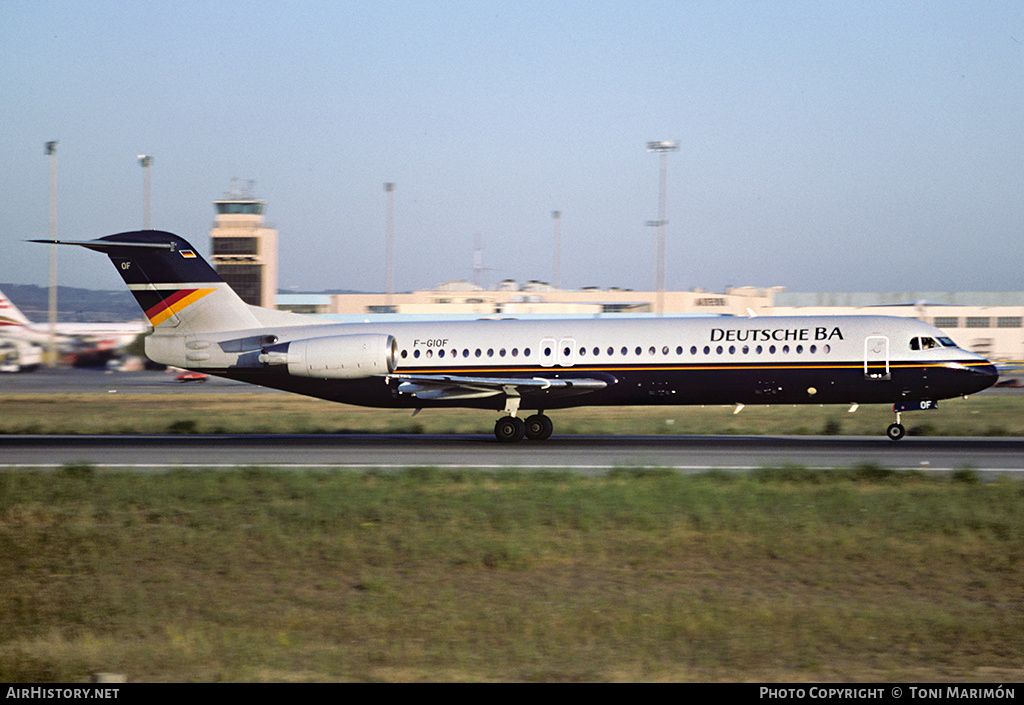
0;287;35;329
30;230;261;334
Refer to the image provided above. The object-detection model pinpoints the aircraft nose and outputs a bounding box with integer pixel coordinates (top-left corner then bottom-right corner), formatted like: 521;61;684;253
973;360;1000;392
984;362;999;382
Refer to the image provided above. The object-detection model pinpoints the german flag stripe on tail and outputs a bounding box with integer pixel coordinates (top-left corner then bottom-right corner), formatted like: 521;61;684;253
144;288;216;326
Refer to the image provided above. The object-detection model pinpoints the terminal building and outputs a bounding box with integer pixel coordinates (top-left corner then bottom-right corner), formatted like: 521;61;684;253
277;282;778;318
276;285;1024;363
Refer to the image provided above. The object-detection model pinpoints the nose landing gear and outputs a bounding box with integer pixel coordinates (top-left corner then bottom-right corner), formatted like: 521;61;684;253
886;421;906;441
887;400;938;441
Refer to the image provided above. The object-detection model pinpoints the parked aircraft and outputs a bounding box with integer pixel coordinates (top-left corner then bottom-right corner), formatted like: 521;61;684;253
34;231;998;441
0;287;149;355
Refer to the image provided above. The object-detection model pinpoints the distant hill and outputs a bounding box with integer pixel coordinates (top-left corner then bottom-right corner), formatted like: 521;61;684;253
1;284;371;323
0;284;142;323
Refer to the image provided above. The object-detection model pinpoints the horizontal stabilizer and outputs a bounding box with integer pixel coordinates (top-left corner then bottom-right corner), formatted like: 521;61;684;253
28;238;173;252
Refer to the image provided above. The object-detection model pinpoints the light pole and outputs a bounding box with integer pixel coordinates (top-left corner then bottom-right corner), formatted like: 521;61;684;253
646;140;679;316
384;182;395;307
551;210;562;289
45;141;58;367
138;155;153;229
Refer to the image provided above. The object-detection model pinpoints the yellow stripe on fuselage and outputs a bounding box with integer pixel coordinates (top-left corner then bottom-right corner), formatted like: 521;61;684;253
394;360;992;375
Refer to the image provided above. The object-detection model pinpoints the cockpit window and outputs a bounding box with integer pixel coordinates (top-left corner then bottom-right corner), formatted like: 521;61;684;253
912;336;958;350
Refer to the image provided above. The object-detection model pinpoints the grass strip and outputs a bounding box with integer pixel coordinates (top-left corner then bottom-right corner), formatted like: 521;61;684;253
1;465;1022;682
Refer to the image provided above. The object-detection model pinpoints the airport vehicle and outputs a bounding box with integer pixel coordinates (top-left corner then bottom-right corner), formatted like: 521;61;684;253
35;230;998;441
0;286;149;357
0;337;42;372
175;371;209;383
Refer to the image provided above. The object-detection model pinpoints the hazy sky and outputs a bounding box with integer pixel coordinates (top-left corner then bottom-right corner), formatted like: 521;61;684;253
3;1;1022;295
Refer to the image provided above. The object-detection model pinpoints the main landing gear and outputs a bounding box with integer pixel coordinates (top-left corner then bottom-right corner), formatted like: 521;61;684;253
494;413;553;442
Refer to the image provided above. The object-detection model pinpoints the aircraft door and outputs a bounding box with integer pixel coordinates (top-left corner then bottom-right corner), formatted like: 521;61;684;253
864;335;890;380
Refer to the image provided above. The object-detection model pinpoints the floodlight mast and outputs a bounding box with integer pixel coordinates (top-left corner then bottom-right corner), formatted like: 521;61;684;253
384;183;395;307
646;140;679;316
45;141;58;367
551;210;562;289
138;155;153;229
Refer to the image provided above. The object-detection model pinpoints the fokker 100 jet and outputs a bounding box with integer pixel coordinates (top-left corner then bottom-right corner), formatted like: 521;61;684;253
33;231;998;441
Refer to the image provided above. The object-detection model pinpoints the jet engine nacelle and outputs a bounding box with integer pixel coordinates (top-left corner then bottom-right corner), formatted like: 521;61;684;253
258;334;397;379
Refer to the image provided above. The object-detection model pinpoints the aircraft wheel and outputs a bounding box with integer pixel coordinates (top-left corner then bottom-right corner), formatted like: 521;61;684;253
524;414;553;441
886;423;906;441
494;416;526;443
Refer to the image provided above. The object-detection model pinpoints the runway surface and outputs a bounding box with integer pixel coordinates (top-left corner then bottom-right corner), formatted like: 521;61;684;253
4;368;1024;475
3;433;1024;474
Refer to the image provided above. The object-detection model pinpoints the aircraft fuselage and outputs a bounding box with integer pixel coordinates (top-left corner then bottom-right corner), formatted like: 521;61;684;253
162;314;997;411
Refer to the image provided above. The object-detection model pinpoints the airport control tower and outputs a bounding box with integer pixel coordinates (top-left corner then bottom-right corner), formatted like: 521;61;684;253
210;181;278;308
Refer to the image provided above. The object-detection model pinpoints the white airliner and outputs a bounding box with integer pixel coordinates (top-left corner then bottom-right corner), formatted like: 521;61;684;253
0;287;149;351
34;231;998;441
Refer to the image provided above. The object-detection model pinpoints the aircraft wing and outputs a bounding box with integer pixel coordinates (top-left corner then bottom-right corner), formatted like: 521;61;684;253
390;373;609;401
